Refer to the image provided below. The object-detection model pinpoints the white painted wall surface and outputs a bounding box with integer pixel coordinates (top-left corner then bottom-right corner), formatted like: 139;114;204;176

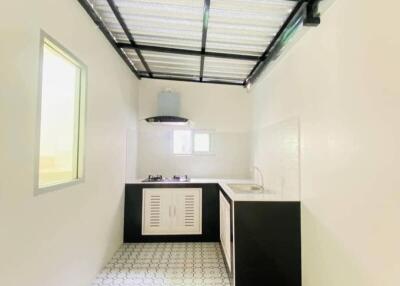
250;0;400;285
0;1;139;286
137;79;251;179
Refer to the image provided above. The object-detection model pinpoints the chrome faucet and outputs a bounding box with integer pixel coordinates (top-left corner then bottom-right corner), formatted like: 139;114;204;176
252;166;264;190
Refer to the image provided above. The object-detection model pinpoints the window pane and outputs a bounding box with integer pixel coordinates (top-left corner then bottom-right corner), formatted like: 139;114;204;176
194;133;210;153
38;42;81;188
173;130;192;154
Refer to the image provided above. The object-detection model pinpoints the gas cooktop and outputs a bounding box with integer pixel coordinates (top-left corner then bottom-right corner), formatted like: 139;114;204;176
142;175;190;183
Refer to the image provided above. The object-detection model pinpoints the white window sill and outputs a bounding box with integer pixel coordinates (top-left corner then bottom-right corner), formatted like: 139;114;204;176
34;178;84;196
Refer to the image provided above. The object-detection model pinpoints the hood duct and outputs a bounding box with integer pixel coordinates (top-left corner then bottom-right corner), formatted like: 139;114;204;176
145;89;189;125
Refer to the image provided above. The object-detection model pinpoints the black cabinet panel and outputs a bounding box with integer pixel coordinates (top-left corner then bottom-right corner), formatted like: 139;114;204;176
234;202;301;286
124;183;220;243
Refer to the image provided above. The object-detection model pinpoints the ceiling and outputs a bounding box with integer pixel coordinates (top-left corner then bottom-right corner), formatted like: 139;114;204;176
79;0;320;86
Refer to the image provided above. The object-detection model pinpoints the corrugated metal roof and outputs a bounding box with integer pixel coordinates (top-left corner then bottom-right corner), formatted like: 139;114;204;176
81;0;309;86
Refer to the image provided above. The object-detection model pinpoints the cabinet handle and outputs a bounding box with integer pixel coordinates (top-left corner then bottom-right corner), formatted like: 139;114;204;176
173;206;176;217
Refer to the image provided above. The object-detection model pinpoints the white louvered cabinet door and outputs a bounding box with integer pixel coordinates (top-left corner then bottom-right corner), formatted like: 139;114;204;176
142;189;173;235
172;188;202;235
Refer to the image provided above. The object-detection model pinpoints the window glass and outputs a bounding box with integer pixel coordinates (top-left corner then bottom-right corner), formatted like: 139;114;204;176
38;37;85;189
194;132;211;153
173;130;192;155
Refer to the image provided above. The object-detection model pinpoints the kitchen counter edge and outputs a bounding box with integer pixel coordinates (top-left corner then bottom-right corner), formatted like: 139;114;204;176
125;179;300;202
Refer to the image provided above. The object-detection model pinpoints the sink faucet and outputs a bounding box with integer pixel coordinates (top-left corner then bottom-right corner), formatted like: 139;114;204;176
252;166;264;190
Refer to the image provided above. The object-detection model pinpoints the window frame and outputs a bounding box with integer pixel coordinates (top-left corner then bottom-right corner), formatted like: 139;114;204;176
172;129;214;156
34;31;87;195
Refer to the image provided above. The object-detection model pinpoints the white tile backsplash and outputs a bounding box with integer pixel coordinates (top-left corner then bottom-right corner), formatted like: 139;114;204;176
252;117;300;200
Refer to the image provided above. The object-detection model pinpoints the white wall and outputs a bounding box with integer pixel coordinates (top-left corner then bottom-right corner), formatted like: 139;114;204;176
136;79;251;179
0;1;139;286
250;0;400;285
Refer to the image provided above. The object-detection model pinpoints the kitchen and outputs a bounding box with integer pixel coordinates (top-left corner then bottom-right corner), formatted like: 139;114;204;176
1;0;399;286
122;79;300;286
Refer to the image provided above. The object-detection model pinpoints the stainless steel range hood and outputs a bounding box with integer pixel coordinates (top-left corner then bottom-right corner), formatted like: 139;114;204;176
145;89;189;126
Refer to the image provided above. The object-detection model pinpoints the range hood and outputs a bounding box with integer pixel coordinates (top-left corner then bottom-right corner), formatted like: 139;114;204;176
145;89;189;126
145;115;188;125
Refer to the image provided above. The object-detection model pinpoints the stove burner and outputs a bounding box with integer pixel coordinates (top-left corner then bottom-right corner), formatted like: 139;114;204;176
172;175;189;182
144;175;163;182
142;175;190;182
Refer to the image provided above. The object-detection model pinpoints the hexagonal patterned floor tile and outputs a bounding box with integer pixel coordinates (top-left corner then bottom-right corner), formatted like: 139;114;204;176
92;242;231;286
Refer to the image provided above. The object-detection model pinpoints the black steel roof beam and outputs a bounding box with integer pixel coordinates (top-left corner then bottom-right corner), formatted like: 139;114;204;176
140;75;243;86
77;0;140;79
200;0;211;81
244;0;322;86
304;0;321;26
106;0;153;77
138;71;244;82
244;0;307;86
116;43;259;61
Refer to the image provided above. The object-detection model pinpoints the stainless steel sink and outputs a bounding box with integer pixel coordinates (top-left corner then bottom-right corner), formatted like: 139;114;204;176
228;183;264;193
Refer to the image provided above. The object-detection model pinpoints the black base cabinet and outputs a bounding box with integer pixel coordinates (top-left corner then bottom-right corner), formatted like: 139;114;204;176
124;184;301;286
124;183;220;242
233;201;301;286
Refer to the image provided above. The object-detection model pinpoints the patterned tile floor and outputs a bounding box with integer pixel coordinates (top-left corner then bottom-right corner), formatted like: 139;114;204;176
92;242;231;286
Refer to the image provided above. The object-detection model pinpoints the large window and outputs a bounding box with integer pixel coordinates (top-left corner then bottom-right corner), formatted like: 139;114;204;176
36;35;86;191
173;130;213;155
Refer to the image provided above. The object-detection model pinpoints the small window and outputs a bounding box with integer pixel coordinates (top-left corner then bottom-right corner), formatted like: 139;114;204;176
36;35;86;191
173;130;192;155
173;130;213;155
193;132;211;153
